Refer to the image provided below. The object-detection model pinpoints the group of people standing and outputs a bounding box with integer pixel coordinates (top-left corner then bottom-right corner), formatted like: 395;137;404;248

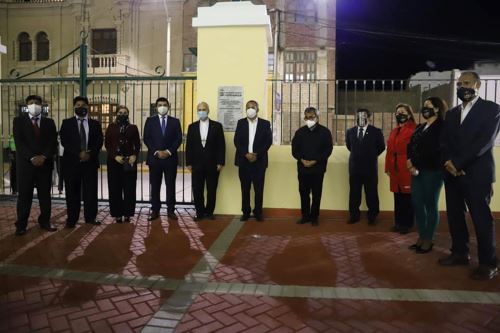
344;71;499;280
11;71;500;280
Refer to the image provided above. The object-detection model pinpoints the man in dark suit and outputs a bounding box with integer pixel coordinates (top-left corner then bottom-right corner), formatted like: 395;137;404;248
234;100;272;222
439;71;500;280
60;96;103;227
186;102;226;221
143;97;182;221
346;108;386;225
292;107;333;226
13;95;58;235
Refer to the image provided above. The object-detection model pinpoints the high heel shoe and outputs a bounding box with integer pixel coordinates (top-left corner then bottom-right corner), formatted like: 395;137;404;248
408;243;421;250
416;243;433;254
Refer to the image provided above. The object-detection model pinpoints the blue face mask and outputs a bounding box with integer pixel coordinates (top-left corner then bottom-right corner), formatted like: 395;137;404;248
198;111;208;120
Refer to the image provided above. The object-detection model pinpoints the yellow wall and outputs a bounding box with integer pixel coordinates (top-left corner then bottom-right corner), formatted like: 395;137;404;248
214;141;500;214
196;26;269;119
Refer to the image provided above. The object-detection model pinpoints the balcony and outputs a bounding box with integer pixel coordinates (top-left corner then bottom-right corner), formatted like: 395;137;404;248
67;54;130;75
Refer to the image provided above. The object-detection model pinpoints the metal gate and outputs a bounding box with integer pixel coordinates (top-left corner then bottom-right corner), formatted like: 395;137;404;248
0;38;197;204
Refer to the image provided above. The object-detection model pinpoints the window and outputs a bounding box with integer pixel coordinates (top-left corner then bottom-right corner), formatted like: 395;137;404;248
89;103;117;133
91;29;117;55
284;51;316;81
18;32;32;61
36;32;49;61
183;53;197;72
294;0;317;23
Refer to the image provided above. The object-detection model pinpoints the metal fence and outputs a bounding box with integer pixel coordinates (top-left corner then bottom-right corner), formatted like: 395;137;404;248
0;77;197;203
2;75;500;201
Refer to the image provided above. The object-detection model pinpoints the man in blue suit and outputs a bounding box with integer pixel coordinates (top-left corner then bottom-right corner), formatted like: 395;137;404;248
234;100;272;222
143;97;182;221
439;71;500;280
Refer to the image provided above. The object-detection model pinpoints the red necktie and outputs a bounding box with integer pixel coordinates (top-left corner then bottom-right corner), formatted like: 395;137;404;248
32;117;40;139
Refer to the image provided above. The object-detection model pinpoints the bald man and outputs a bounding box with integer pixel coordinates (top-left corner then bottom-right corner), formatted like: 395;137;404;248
186;102;226;221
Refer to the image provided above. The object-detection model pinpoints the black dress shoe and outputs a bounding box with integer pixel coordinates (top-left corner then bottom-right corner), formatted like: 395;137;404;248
85;220;102;225
65;223;76;229
240;214;249;222
116;218;123;224
255;215;264;222
123;217;131;223
296;217;310;225
416;243;433;254
471;266;498;280
368;218;377;226
40;224;57;232
398;227;410;235
193;216;204;222
148;212;160;221
347;217;360;224
390;225;400;232
15;229;27;236
438;254;470;266
205;213;215;220
167;212;178;220
311;219;319;226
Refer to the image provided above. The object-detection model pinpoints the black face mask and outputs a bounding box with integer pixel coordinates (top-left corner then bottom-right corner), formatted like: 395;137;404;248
421;107;436;120
117;115;129;124
395;114;408;124
457;87;477;102
75;107;88;117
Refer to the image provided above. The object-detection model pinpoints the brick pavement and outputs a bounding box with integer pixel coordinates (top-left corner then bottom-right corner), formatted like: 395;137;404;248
1;199;499;332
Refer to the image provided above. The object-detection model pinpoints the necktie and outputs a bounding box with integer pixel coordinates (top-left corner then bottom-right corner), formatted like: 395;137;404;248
79;118;87;151
32;117;40;139
161;116;166;135
358;127;364;140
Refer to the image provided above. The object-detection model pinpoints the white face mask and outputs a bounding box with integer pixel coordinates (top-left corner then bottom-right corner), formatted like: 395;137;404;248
246;108;257;119
27;104;42;116
157;106;169;115
306;119;317;128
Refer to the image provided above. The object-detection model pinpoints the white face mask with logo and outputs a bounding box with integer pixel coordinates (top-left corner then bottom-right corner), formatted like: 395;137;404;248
157;106;169;116
27;104;42;116
246;108;257;119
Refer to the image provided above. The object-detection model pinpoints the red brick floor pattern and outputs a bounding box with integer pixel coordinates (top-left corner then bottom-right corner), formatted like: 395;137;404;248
175;292;500;333
209;219;500;292
0;275;171;333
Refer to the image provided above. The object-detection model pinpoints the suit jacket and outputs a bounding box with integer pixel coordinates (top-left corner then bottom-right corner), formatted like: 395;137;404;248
292;124;333;174
185;119;225;169
441;98;500;184
407;119;443;171
385;121;416;193
13;114;57;171
346;125;385;175
143;115;182;166
60;116;103;168
233;117;272;168
105;123;141;161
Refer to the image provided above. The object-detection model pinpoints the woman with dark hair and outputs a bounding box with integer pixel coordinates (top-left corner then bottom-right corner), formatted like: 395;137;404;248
105;105;141;223
406;97;448;253
385;103;417;234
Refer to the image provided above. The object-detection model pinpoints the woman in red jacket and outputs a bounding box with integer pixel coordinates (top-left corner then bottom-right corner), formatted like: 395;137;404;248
385;103;416;234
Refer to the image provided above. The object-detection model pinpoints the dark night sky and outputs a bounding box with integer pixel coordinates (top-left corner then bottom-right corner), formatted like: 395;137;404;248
336;0;500;79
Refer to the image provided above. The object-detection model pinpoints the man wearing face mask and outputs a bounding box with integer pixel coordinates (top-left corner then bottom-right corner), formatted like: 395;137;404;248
143;97;182;221
234;100;272;222
60;96;104;228
439;71;500;280
13;95;58;235
185;102;226;221
345;108;385;225
292;107;333;226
